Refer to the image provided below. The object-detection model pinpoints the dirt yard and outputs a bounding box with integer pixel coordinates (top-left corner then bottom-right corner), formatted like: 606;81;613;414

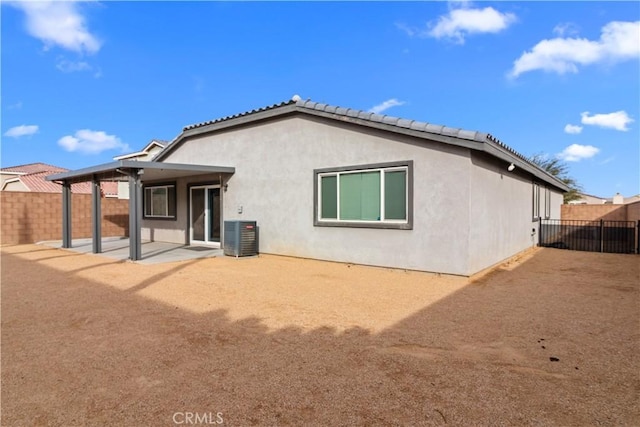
1;245;638;426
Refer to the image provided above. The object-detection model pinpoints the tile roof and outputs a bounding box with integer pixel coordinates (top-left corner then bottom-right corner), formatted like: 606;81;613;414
101;181;119;196
12;171;92;193
3;166;120;195
181;98;532;166
182;100;298;131
156;97;569;191
1;162;67;174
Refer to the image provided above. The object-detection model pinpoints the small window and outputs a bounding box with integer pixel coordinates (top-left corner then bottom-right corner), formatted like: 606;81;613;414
544;187;551;219
315;161;412;229
143;183;176;219
532;182;540;220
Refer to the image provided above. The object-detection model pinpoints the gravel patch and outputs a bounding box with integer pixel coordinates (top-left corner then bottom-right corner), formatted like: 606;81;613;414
2;245;638;426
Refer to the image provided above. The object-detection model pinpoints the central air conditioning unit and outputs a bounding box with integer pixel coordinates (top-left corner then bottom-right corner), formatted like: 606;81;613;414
223;220;258;257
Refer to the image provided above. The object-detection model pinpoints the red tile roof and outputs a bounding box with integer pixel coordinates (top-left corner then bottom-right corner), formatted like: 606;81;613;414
2;163;122;196
0;162;67;174
101;181;119;196
16;171;92;193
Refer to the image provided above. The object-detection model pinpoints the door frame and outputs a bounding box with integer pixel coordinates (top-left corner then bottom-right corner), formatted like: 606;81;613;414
189;184;222;247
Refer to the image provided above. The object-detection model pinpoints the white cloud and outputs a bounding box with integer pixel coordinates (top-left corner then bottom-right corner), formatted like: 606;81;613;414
7;101;23;110
56;58;92;73
599;156;615;165
509;21;640;78
369;99;406;114
395;22;417;37
58;130;129;154
553;22;579;37
581;111;634;131
558;144;599;162
4;125;39;138
428;6;517;44
9;1;101;54
564;124;583;134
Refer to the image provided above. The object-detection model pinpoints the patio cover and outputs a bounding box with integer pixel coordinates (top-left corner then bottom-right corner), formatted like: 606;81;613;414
46;160;235;261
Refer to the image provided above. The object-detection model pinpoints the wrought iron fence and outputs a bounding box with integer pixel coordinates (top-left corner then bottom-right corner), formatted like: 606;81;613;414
539;219;639;254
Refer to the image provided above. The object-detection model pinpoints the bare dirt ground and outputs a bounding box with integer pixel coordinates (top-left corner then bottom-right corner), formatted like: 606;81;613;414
1;245;638;426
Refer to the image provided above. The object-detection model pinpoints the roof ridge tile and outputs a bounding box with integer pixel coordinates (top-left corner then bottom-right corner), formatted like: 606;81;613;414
177;98;554;182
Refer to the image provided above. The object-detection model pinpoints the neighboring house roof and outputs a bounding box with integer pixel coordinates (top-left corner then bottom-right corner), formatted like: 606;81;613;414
604;194;640;204
571;192;640;205
113;140;167;161
154;98;570;192
575;192;604;199
624;195;640;204
0;162;67;175
568;192;607;204
1;165;118;195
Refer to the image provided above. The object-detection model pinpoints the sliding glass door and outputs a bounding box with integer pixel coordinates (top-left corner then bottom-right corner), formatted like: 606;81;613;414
190;185;221;246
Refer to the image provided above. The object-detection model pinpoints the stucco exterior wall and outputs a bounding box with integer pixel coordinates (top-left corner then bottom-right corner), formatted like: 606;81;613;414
156;115;473;275
2;179;29;192
467;153;564;274
467;153;535;275
550;191;563;219
141;173;222;244
145;114;564;275
117;182;129;199
1;173;19;189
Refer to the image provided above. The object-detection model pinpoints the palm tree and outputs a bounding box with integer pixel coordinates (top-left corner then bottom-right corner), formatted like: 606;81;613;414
529;153;582;204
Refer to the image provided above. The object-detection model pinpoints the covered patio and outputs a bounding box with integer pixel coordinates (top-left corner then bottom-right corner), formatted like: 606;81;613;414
40;237;223;265
46;160;235;261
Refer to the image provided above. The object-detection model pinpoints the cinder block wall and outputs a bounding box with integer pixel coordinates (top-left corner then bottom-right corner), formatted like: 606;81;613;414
562;204;626;221
1;192;129;245
626;201;640;222
561;202;640;221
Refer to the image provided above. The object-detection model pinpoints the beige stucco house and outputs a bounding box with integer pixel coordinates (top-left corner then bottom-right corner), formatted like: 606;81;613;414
113;140;167;199
48;98;569;276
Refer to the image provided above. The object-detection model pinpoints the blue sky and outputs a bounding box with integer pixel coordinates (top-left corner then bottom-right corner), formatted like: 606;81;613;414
2;1;638;197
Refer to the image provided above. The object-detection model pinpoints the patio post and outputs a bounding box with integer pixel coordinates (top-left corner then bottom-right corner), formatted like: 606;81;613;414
128;171;142;261
91;175;102;253
62;180;72;248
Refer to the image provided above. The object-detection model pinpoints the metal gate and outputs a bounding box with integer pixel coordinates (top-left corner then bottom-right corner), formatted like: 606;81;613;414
539;219;639;254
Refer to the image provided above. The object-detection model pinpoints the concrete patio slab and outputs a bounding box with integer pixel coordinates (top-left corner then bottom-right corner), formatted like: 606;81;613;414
39;237;223;264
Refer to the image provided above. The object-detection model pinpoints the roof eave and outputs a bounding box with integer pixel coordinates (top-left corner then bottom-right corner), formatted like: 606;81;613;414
153;101;570;192
482;140;570;192
46;160;235;183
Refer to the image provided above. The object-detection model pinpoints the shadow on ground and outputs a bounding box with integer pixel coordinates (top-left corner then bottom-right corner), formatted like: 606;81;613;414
1;246;638;426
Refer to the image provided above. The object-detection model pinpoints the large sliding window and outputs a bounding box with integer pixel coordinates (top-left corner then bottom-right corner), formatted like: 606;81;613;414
315;161;412;229
143;183;176;219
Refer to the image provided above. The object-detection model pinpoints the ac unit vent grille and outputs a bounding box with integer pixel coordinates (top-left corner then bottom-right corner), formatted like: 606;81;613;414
223;221;258;257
